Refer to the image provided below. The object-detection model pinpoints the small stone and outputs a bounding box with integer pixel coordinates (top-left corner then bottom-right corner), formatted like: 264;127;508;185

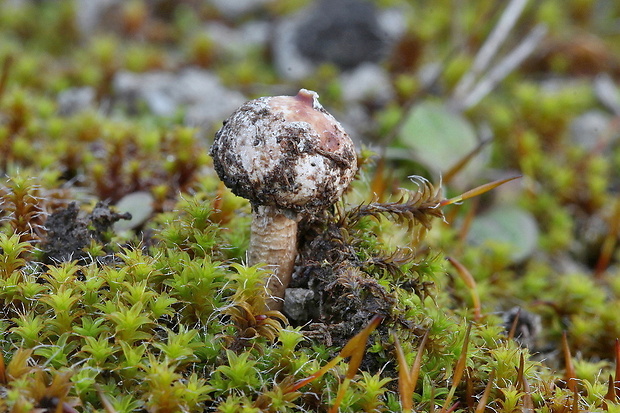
503;306;541;349
207;0;272;19
569;110;616;150
272;16;314;80
74;0;122;36
294;0;387;70
283;288;315;322
340;63;394;104
57;87;96;116
594;73;620;114
272;0;404;80
113;71;177;116
113;69;246;130
203;20;270;60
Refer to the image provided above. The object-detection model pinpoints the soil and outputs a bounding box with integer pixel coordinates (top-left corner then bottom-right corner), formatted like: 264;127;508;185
41;202;131;264
289;217;396;349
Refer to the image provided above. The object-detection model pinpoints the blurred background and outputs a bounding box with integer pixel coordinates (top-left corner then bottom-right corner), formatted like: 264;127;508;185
1;0;620;359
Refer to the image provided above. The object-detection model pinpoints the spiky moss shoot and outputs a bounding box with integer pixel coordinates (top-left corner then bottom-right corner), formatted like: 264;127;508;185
2;1;620;412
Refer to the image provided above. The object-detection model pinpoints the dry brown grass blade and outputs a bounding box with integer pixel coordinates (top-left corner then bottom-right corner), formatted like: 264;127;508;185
0;351;6;385
615;338;620;399
285;315;383;395
457;197;479;245
6;348;33;380
441;323;472;412
447;257;482;321
507;308;521;341
394;334;414;412
604;374;616;403
0;54;14;102
370;156;390;202
465;369;475;411
440;175;522;207
562;331;577;393
410;330;430;397
340;315;384;379
571;386;580;413
595;198;620;277
517;353;534;412
394;330;429;412
330;315;384;413
474;370;495;413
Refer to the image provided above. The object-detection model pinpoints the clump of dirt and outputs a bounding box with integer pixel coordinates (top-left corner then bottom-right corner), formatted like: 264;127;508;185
41;202;131;264
288;218;396;349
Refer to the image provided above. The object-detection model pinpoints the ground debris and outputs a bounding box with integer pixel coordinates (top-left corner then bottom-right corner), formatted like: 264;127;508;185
41;201;130;264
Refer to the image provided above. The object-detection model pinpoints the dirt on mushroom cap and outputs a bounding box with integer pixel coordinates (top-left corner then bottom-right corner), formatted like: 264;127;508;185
210;90;357;213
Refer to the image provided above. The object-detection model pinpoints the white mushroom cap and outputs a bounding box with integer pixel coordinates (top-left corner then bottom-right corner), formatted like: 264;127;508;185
210;89;357;212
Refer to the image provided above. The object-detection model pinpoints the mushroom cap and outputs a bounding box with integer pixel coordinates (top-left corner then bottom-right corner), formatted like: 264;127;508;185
210;89;357;212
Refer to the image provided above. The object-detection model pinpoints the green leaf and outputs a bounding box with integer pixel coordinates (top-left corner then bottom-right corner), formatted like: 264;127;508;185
466;206;539;262
395;101;484;177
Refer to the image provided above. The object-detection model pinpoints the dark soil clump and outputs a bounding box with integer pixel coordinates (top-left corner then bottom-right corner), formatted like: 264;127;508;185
41;201;131;264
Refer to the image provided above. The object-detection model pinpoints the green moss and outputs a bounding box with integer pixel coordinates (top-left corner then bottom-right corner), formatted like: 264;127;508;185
1;0;620;411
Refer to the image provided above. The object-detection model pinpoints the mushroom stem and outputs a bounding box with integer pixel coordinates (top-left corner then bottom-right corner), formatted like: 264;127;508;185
249;205;298;311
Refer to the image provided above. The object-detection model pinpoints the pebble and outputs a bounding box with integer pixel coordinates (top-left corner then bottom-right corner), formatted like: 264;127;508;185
594;73;620;115
502;306;541;349
74;0;122;36
204;20;271;60
569;110;615;151
283;288;316;323
340;63;394;104
294;0;386;70
208;0;272;19
273;0;405;80
57;87;96;116
113;68;246;130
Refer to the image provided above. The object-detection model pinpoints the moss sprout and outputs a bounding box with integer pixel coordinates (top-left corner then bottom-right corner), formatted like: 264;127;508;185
1;0;620;411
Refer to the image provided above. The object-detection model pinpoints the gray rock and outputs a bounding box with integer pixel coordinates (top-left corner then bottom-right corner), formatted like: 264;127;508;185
341;104;371;143
294;0;387;70
57;87;96;116
75;0;122;36
113;71;178;116
203;20;270;60
180;70;247;129
503;306;541;349
340;63;394;104
184;93;247;131
113;68;246;130
273;15;315;80
569;110;615;150
273;0;405;80
377;6;409;43
283;288;315;323
208;0;272;19
594;73;620;115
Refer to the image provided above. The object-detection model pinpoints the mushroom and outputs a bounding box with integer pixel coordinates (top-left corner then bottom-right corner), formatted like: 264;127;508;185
209;89;357;311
